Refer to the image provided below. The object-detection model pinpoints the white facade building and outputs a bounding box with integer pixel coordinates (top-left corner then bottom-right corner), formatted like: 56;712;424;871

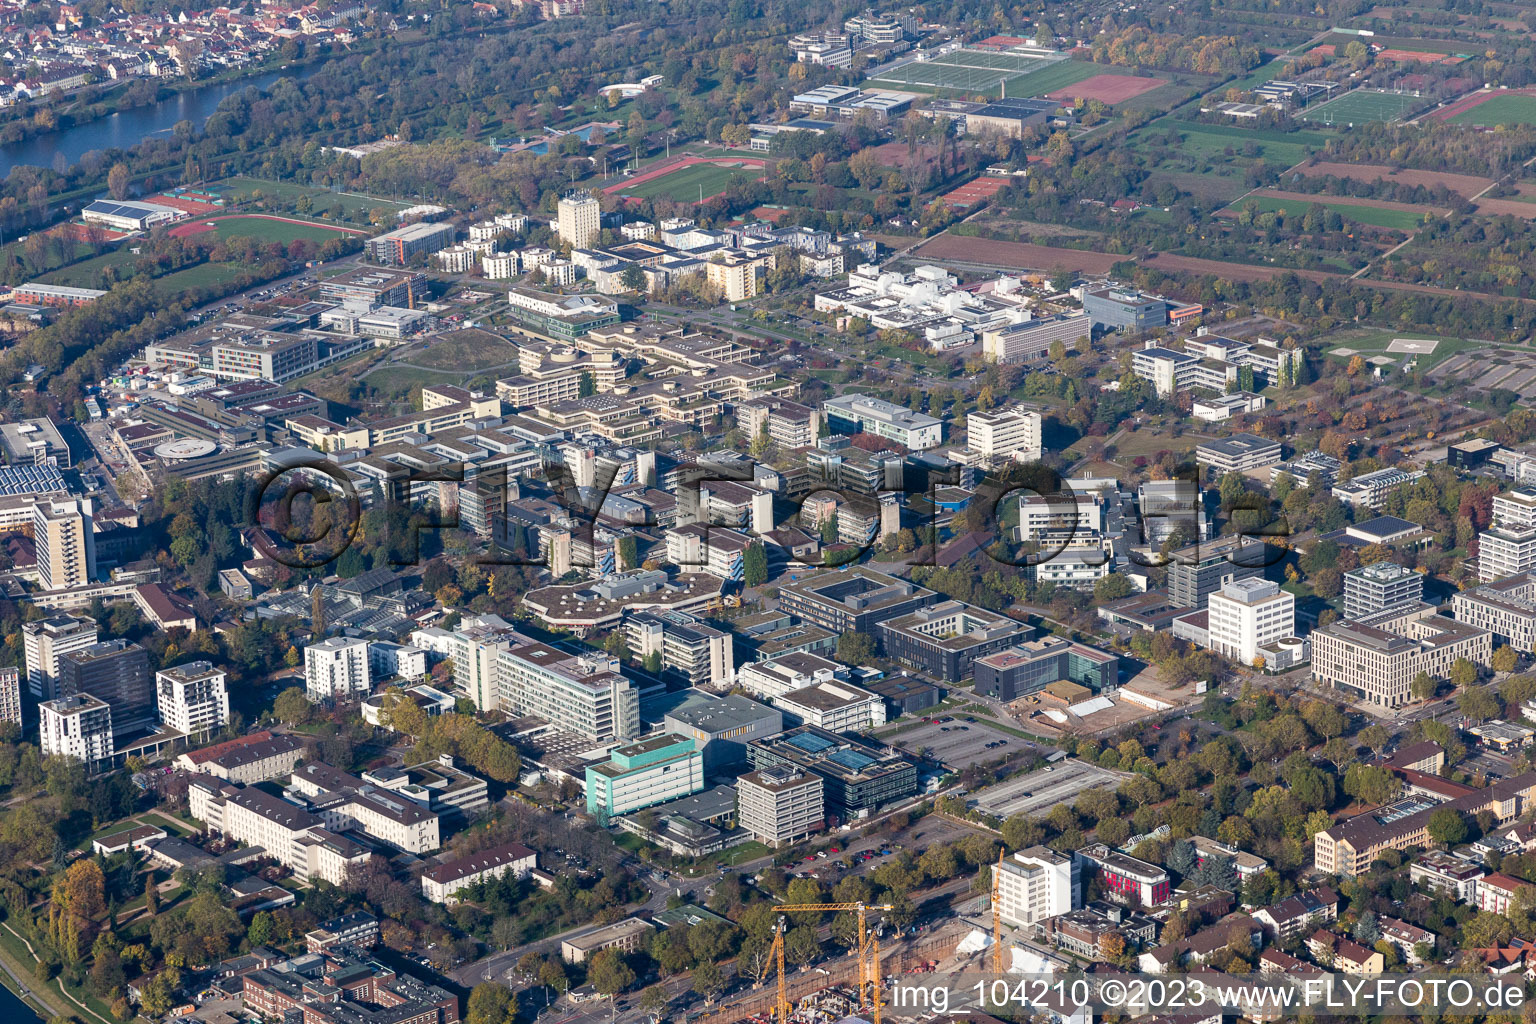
772;681;886;732
996;847;1078;928
304;637;372;701
39;693;113;769
155;661;229;738
1207;578;1295;667
968;407;1042;464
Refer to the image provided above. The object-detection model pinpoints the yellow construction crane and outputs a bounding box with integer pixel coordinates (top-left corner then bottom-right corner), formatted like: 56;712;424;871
764;901;896;1017
870;931;883;1024
991;850;1004;975
761;916;790;1024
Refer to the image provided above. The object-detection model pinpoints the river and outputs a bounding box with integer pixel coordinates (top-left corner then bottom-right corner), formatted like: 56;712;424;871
0;971;45;1024
0;65;318;178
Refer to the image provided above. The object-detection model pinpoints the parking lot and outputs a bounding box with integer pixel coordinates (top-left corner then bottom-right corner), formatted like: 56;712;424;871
967;758;1129;818
885;715;1038;769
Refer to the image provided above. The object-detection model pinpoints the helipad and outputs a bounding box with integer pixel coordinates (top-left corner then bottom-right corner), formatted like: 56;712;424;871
154;438;218;460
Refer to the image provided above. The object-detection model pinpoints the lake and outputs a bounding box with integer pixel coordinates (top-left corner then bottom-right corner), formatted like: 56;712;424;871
0;66;318;178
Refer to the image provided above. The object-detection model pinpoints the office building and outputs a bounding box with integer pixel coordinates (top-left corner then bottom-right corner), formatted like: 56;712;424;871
876;600;1032;683
737;652;840;701
33;497;96;590
996;847;1079;927
1195;433;1282;475
23;614;98;701
155;661;229;738
746;726;916;816
39;693;113;770
662;693;782;770
287;761;442;854
737;766;824;847
979;313;1092;365
1082;287;1168;331
496;638;640;742
557;191;602;249
304;912;381;953
1167;535;1267;609
737;398;819;449
773;679;886;732
560;919;655;965
974;636;1118;702
1454;574;1536;651
967;407;1042;464
1206;578;1295;667
420;841;537;904
1343;561;1423;620
822;394;943;450
189;777;371;885
625;610;734;688
1076;843;1170;905
1312;603;1491;709
0;666;19;727
441;615;519;714
1333;467;1425;510
585;734;704;820
776;567;937;636
365;221;456;266
304;637;371;701
58;640;154;736
1316;773;1536;877
1493;489;1536;530
1138;480;1207;548
174;731;305;783
1480;525;1536;581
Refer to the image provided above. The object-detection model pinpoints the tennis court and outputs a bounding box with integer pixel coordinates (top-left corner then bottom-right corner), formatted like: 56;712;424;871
1299;88;1420;125
868;49;1068;97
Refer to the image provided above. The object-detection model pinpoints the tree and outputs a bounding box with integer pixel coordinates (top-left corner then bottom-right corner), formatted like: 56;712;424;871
639;985;670;1020
586;949;635;998
691;961;725;1004
1411;672;1437;703
143;877;157;918
1450;658;1478;689
1427;807;1468;847
1493;646;1519;674
620;266;647;293
743;542;768;587
107;163;131;200
1355;911;1380;945
837;632;876;664
1457;685;1500;722
273;686;312;724
1359;724;1389;757
1094;574;1132;601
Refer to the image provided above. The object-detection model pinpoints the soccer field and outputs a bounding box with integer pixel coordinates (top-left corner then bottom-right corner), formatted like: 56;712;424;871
1449;94;1536;127
616;163;751;203
868;49;1077;97
1299;88;1420;125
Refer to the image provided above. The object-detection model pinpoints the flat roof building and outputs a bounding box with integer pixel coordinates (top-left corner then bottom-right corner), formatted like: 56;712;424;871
1313;603;1491;709
876;600;1032;682
1343;561;1423;620
776;566;937;635
746;725;916;817
738;765;824;847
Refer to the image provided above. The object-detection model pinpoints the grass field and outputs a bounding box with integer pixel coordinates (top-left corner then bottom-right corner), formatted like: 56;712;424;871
37;249;141;288
1239;195;1426;230
867;52;1110;99
187;215;359;245
1319;327;1487;372
155;262;247;296
363;365;464;399
1449;93;1536;127
1158;125;1314;169
408;331;519;371
1299;88;1421;124
220;176;413;223
616;162;751;202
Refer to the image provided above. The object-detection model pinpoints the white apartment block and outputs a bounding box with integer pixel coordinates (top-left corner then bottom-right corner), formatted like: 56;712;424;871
772;681;886;732
1018;493;1104;543
1207;578;1295;666
1333;467;1425;510
1030;542;1113;590
996;847;1077;928
33;496;96;591
1480;526;1536;582
1494;489;1536;530
557;192;602;249
304;637;371;701
495;638;640;741
155;661;229;738
968;407;1042;464
39;693;113;769
368;641;430;682
0;666;20;727
23;613;97;700
738;766;825;847
446;615;519;713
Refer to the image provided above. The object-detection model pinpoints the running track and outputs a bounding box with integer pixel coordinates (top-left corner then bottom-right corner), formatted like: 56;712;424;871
168;214;369;238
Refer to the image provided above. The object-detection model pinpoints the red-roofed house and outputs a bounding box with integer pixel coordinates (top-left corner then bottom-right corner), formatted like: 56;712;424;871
1478;873;1528;915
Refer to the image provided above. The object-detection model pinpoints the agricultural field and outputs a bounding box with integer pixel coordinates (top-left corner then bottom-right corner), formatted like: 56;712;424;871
909;233;1124;275
1227;191;1437;230
1288;161;1492;198
1448;93;1536;127
1298;88;1422;124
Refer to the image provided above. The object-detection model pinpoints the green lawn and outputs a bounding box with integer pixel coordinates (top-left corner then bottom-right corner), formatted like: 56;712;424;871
219;176;413;224
155;262;248;297
617;163;754;203
1239;195;1427;230
194;215;360;245
362;365;465;399
1164;127;1312;169
1318;327;1495;372
1231;58;1292;92
37;249;142;288
407;331;520;371
1449;94;1536;127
